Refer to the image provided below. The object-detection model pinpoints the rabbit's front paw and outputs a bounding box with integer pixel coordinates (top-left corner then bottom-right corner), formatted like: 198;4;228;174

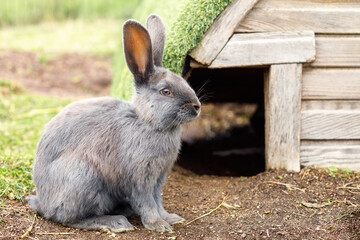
143;218;173;232
162;213;185;225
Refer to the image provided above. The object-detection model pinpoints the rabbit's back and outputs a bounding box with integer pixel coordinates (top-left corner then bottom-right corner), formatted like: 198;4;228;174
34;97;133;167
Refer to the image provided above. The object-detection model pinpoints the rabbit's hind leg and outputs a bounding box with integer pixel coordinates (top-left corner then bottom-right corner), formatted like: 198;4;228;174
36;156;119;225
69;215;134;232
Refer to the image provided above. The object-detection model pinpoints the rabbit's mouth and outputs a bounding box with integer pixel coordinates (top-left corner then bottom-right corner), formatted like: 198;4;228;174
177;103;201;123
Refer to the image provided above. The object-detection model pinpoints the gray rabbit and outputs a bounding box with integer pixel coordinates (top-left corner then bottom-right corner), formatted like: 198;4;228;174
28;14;201;232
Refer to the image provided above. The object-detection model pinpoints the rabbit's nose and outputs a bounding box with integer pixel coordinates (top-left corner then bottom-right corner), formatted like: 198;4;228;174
192;103;200;112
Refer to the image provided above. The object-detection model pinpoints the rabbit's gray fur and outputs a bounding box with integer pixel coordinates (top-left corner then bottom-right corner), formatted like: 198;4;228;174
28;14;200;232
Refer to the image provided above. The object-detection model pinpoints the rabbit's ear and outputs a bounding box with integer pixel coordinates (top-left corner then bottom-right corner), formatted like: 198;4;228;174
146;14;165;67
123;20;154;86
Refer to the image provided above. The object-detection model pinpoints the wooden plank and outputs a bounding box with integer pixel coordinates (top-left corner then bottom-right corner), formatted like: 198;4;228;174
302;68;360;100
189;0;259;65
265;64;302;171
236;0;360;33
302;100;360;111
192;35;360;68
189;60;208;69
301;140;360;170
254;0;360;9
201;31;315;68
310;36;360;67
301;110;360;139
189;59;269;69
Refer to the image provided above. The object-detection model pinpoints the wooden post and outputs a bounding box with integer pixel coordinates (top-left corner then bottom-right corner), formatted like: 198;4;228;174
264;64;302;171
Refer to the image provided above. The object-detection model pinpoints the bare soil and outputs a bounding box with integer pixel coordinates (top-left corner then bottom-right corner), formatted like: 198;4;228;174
0;50;112;98
1;50;360;240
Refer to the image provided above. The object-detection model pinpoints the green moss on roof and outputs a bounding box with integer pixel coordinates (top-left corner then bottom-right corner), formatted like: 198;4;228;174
111;0;232;100
163;0;232;73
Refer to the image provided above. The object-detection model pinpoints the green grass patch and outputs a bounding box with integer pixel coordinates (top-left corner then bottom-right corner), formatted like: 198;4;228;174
111;0;232;100
0;19;122;56
0;79;23;95
0;0;139;27
0;79;70;200
327;166;355;178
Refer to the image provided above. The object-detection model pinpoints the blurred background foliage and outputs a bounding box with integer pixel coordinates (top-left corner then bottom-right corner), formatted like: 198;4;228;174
0;0;140;26
0;0;231;100
0;0;140;55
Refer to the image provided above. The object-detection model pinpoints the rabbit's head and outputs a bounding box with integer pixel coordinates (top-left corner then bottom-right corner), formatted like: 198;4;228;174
123;15;200;130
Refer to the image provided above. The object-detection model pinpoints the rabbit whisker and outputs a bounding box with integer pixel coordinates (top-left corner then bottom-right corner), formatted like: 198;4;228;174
195;80;210;97
198;93;213;103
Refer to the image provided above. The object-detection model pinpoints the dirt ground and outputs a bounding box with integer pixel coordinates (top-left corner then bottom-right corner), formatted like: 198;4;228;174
0;50;112;98
1;50;360;240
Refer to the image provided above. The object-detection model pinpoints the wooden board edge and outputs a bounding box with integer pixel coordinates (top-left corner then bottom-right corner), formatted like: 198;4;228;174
189;0;259;65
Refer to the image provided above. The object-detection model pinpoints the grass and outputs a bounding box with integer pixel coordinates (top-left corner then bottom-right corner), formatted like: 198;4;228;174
0;0;139;27
0;19;122;56
0;0;142;56
328;166;355;178
0;79;70;200
111;0;232;100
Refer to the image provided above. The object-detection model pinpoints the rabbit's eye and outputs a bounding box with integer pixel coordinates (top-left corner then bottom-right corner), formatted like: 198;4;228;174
160;88;173;97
